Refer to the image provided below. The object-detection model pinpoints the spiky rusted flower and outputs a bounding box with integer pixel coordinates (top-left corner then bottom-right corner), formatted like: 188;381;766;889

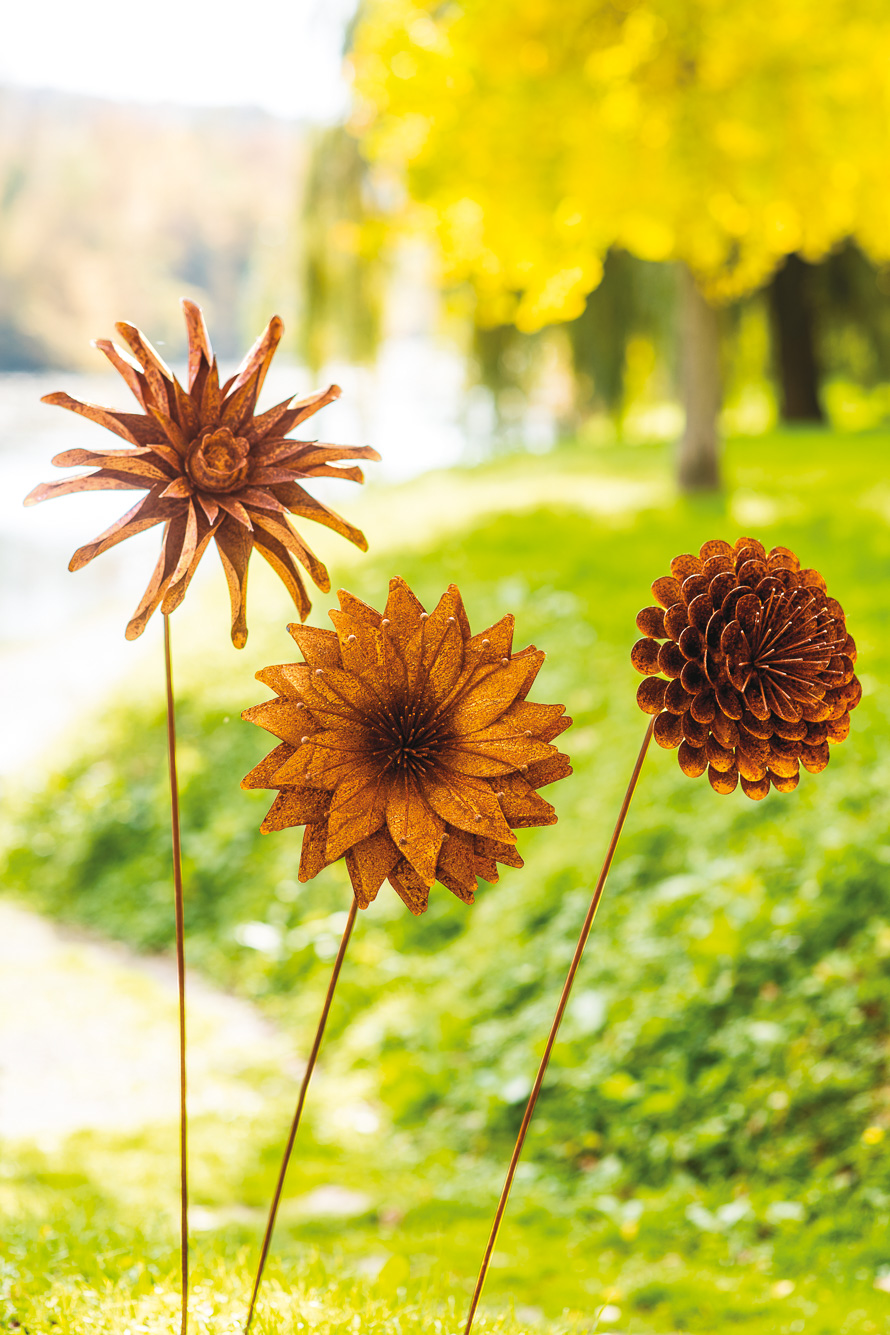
242;578;573;914
632;537;861;800
24;300;379;646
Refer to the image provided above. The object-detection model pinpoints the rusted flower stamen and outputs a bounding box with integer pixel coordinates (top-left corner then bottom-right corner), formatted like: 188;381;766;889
186;427;251;493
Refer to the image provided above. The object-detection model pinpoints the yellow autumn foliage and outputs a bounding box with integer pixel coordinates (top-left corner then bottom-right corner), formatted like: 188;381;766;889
349;0;890;330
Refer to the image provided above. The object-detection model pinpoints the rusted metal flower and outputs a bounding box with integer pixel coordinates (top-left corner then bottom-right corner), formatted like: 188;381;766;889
243;578;573;913
632;537;861;799
25;300;379;646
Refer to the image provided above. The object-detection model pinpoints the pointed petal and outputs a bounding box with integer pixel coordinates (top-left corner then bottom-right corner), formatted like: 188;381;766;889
500;700;567;735
436;833;478;902
24;473;141;505
385;771;444;885
345;828;401;908
276;441;381;473
287;383;341;430
541;714;573;743
172;377;202;437
299;820;334;882
496;772;557;829
161;477;193;500
467;615;515;662
114;321;174;410
250;511;330;590
200;356;222;422
387;858;431;915
238;487;288;513
241;741;295;790
287;625;342;668
125;513;187;640
51;447;171;482
216;496;254;529
457;721;555;769
227;315;283;400
69;487;173;570
214;516;253;647
328;613;386;674
242;394;294;443
163;502;201;594
327;768;390;862
181;299;213;392
253;531;312;623
512;646;545;700
336;589;384;626
301;665;380;717
272;482;368;550
272;733;371;789
92;338;148;408
221;373;260;433
259;788;329;832
147;406;189;454
384;577;426;644
254;437;380;466
438;748;514;778
242;697;313;745
525;752;573;789
472;852;500;885
448;656;540;733
41;391;143;445
111;411;174;445
475;833;524;870
425;773;516;844
415;586;466;704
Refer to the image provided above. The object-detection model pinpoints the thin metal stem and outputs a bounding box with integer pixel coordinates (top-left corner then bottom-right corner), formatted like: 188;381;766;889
244;897;359;1333
463;717;655;1334
163;613;189;1335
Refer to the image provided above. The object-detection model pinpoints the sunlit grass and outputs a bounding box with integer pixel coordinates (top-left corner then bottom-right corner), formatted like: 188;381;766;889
6;1115;890;1334
5;426;890;1332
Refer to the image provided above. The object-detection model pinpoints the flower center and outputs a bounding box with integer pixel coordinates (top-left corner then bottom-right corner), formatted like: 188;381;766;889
367;700;449;778
726;588;844;705
185;426;250;493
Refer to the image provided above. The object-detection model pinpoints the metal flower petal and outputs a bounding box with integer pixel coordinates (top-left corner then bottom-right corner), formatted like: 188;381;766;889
632;537;861;799
25;300;380;646
243;578;573;913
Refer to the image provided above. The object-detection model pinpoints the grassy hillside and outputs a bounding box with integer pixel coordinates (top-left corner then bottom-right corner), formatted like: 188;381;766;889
4;427;890;1332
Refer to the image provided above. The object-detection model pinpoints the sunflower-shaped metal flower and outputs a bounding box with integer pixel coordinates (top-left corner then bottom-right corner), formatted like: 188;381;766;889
632;537;861;799
243;578;573;913
25;300;379;646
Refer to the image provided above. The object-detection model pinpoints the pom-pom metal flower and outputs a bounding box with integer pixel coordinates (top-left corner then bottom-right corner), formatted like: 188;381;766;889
632;537;861;798
463;536;862;1334
243;577;572;914
25;299;379;646
240;577;572;1330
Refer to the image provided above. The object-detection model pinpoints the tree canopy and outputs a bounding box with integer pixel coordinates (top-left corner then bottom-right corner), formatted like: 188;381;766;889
350;0;890;331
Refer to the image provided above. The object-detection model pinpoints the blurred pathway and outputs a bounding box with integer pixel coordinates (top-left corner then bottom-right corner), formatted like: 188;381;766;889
0;898;292;1144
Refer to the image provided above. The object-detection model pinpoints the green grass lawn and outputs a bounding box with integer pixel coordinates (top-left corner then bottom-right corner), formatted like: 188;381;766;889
5;426;890;1333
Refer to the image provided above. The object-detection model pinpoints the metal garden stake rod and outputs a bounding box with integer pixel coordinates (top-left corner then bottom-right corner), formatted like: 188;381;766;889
463;718;655;1334
163;614;190;1335
244;900;358;1334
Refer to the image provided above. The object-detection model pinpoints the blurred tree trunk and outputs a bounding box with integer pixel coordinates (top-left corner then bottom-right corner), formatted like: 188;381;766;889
678;265;722;491
769;253;825;422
